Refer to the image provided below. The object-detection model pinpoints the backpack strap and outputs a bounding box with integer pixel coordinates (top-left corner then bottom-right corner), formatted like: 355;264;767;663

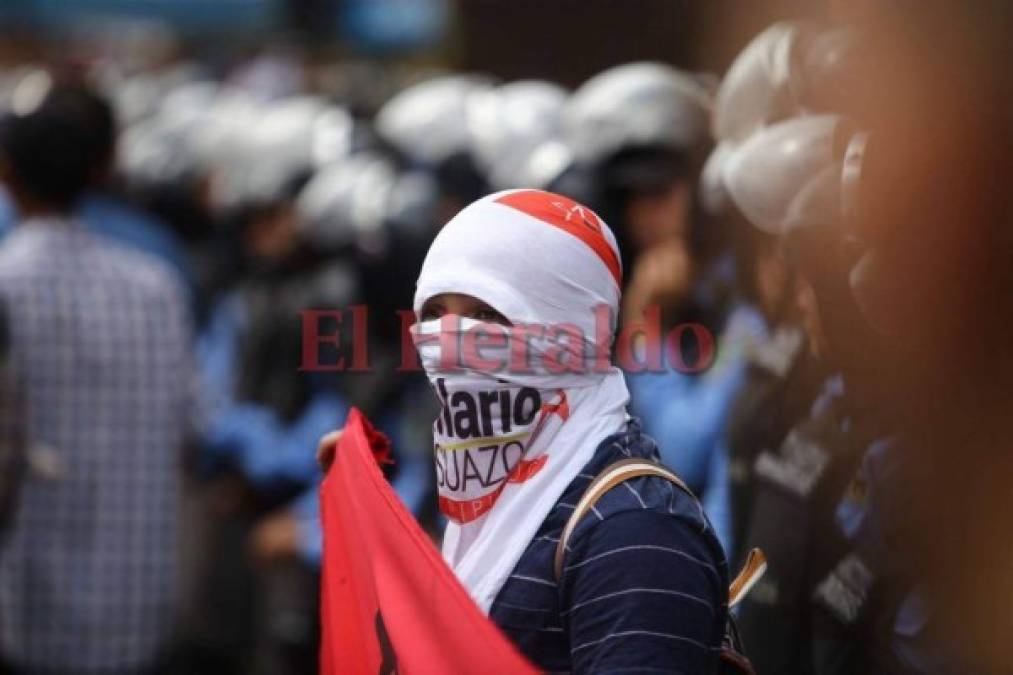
729;547;767;608
553;458;695;582
552;457;767;609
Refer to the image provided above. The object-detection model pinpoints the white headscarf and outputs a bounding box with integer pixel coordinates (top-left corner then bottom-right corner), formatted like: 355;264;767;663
413;189;631;613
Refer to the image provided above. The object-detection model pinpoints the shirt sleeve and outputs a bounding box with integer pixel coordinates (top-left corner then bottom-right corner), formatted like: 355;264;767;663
703;440;733;557
561;509;725;674
290;481;323;566
202;390;346;490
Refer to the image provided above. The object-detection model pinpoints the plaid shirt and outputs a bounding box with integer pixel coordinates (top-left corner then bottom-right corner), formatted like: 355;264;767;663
0;219;193;673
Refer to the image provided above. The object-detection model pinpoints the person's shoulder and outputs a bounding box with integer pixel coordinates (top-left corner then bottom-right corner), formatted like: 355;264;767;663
582;426;716;536
563;455;728;588
93;236;188;304
0;226;45;275
565;423;726;561
577;473;724;565
80;193;164;229
0;228;72;297
566;506;726;586
80;195;186;258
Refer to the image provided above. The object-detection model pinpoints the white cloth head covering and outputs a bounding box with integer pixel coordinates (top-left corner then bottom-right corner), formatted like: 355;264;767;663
413;189;631;612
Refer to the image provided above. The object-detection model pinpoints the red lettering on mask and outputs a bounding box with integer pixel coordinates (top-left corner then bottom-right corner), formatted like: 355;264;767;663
438;455;549;523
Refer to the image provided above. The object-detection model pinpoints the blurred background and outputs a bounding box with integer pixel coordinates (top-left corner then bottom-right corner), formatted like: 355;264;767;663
0;1;1010;674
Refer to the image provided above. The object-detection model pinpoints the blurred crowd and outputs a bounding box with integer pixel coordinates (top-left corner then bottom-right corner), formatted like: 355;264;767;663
0;2;1011;674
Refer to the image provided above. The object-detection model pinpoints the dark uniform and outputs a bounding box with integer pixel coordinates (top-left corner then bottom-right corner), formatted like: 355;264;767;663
735;375;894;675
723;324;825;568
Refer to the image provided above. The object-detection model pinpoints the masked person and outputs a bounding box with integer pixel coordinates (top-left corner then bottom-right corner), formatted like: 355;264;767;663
321;189;734;673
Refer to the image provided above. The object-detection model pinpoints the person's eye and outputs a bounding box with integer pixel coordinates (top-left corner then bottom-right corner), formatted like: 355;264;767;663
420;304;445;321
472;306;509;325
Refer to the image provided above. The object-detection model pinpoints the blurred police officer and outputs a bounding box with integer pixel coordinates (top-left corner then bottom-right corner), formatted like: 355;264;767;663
709;22;857;569
733;167;893;675
183;95;356;675
566;63;761;553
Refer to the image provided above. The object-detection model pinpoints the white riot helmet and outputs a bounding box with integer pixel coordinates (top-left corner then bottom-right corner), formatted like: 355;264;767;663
116;79;221;191
206;95;352;211
713;21;859;144
296;151;439;256
712;22;804;144
465;80;568;190
565;62;712;167
721;114;845;234
296;151;397;252
375;74;493;168
699;141;736;216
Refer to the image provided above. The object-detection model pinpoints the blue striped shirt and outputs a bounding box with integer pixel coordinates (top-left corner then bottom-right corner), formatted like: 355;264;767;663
490;420;729;673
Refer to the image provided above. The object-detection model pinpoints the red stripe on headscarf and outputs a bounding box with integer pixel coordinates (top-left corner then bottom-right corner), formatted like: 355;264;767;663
495;190;622;287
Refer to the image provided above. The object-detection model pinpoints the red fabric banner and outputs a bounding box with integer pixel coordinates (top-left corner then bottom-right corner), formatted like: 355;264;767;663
319;408;538;674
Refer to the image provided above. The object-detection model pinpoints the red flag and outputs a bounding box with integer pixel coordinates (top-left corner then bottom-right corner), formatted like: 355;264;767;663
320;408;538;675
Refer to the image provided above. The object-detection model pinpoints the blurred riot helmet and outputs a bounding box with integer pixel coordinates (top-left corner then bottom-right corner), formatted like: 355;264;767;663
566;62;714;269
465;80;569;191
375;74;492;215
